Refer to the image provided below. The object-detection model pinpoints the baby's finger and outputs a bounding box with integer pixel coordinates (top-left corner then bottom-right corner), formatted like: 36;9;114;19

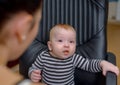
32;72;41;78
31;78;40;83
32;75;41;80
33;70;41;74
103;70;106;76
115;66;119;76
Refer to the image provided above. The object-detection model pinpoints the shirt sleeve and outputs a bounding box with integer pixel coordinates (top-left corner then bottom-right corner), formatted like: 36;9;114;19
73;53;102;72
28;52;43;77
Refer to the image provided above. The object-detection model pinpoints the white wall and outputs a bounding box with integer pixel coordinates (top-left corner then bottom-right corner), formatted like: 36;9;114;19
108;2;117;20
116;0;120;20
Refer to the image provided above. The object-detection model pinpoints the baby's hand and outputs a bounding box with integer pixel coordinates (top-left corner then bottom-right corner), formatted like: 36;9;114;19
30;69;42;82
100;60;119;76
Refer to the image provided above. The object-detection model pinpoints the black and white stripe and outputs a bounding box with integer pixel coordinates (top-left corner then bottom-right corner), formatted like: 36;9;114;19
29;50;101;85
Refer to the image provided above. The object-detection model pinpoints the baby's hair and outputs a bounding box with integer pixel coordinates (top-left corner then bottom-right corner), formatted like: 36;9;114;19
49;24;76;40
52;24;75;31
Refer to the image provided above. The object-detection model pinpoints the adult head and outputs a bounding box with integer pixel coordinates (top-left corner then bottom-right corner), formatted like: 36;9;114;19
47;24;76;59
0;0;43;65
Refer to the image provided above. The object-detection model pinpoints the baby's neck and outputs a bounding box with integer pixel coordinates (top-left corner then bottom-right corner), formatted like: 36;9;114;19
49;51;69;60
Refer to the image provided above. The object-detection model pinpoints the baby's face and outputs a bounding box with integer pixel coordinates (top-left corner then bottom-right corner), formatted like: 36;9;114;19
48;28;76;59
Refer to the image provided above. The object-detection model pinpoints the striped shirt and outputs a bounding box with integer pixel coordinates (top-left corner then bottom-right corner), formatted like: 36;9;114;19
29;50;102;85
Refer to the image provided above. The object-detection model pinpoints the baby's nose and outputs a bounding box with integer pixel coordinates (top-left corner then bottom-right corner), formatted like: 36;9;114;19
64;42;69;47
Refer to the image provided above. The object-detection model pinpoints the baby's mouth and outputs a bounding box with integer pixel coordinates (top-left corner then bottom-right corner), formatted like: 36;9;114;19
63;50;69;55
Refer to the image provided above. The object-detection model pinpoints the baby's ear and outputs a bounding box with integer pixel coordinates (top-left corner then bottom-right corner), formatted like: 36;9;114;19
47;41;52;51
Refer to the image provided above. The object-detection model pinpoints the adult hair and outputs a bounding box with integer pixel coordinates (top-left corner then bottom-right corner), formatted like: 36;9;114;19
0;0;42;30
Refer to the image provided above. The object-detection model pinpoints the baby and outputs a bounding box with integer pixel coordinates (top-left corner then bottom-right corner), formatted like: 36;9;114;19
28;24;119;85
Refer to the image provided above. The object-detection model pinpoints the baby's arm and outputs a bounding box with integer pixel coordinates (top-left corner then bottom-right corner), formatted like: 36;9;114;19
28;52;44;82
100;60;119;76
30;69;42;83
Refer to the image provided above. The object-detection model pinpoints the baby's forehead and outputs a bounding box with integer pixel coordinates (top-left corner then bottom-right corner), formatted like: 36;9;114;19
53;29;75;38
50;25;76;40
54;28;76;37
53;27;75;33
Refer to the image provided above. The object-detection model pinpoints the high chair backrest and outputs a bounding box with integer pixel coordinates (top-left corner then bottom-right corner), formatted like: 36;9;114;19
37;0;108;59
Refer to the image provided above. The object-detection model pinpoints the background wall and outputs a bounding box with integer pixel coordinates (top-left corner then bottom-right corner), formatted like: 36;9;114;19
108;0;120;21
116;0;120;20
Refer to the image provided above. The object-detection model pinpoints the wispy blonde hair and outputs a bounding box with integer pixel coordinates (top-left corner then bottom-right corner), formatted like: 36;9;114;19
49;24;76;40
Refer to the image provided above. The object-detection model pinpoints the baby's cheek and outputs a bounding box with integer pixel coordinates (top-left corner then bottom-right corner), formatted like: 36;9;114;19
70;50;75;56
72;47;76;52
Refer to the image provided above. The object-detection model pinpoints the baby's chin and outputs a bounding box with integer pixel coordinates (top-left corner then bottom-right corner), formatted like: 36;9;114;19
50;51;72;59
59;51;74;59
59;55;71;59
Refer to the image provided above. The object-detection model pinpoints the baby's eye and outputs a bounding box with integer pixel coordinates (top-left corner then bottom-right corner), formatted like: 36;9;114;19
70;41;75;43
58;40;63;42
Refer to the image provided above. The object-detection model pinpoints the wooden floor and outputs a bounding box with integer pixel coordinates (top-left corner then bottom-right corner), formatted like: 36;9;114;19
107;21;120;85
